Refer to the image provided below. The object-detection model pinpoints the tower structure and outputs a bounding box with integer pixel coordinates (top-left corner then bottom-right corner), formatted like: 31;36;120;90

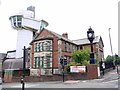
9;6;48;58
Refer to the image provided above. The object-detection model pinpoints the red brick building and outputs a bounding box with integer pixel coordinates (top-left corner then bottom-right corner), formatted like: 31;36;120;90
30;29;104;76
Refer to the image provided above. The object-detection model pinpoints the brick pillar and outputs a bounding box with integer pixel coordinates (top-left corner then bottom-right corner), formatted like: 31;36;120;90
87;64;98;79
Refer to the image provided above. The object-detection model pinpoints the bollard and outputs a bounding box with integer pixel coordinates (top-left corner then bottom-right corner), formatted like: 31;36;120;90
21;77;24;90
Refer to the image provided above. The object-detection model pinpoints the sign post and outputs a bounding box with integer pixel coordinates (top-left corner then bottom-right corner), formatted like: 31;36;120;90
21;46;26;90
60;56;67;82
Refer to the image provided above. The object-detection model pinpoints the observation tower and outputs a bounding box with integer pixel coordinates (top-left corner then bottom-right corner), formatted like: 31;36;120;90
9;6;48;58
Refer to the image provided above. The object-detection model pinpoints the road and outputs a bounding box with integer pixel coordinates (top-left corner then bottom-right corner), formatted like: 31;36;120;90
2;67;120;89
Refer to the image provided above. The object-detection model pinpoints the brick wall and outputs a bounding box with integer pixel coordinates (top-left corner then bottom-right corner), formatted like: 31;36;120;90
9;65;99;82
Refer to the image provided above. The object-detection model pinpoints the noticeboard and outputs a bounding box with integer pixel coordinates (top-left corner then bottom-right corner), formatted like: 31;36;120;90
70;66;86;73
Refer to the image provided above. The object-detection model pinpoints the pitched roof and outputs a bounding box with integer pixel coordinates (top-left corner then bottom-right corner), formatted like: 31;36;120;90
48;29;74;43
31;29;75;44
72;36;104;46
31;29;104;47
3;58;23;70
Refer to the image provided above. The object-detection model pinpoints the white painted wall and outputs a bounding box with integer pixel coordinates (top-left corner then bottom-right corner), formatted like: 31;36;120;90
16;29;33;58
97;67;100;77
22;18;41;30
19;10;34;18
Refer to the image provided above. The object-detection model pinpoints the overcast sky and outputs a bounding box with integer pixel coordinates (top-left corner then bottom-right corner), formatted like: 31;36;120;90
0;0;118;58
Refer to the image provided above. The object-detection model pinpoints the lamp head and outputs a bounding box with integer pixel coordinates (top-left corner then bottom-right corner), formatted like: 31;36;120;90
87;27;95;43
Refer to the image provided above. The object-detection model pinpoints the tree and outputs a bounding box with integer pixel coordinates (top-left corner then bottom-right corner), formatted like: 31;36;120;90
105;55;120;64
106;55;114;62
115;54;120;65
105;55;120;69
65;49;90;73
72;49;90;66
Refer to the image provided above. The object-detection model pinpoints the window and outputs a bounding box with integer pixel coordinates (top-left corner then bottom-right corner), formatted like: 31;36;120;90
64;42;70;52
39;42;44;51
38;43;41;52
35;42;44;52
17;16;22;21
37;57;40;68
46;56;51;68
35;43;37;52
68;43;70;52
72;45;75;52
41;56;44;68
34;41;52;52
80;45;83;50
34;57;44;68
64;42;67;52
46;41;52;51
34;57;40;68
13;16;17;26
34;57;37;68
17;16;22;27
12;16;22;27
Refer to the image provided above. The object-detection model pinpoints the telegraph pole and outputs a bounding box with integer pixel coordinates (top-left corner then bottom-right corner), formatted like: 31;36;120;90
108;28;113;56
108;28;115;69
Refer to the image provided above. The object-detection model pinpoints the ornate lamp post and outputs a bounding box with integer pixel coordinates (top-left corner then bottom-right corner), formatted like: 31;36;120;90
87;27;95;64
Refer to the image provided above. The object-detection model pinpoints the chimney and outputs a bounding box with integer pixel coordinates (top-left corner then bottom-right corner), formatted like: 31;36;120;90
62;33;68;38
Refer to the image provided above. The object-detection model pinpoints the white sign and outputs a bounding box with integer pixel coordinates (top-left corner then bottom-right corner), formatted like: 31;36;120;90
70;66;86;73
102;62;105;69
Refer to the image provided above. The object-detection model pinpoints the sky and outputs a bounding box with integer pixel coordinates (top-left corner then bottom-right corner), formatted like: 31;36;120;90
0;0;119;58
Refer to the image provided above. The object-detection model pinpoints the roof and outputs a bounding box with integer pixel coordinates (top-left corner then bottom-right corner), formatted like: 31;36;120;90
31;29;104;47
3;58;23;70
72;36;104;46
6;50;16;59
31;29;75;44
48;30;74;43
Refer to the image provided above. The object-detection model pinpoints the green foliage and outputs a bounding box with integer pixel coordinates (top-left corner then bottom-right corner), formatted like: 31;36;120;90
105;55;120;65
115;55;120;64
106;55;114;62
95;57;100;65
81;60;90;66
65;49;91;73
72;49;90;65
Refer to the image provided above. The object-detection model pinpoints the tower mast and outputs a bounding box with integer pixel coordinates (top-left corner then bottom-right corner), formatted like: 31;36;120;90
108;28;113;56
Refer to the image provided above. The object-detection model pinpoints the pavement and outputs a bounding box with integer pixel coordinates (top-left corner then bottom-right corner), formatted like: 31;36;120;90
102;70;118;82
61;66;119;84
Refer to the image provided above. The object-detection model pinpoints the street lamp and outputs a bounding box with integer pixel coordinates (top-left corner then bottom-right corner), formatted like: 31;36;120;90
87;27;95;64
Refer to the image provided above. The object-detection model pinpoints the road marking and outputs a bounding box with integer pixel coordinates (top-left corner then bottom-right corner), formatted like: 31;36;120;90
12;84;37;88
82;81;87;82
64;80;80;84
109;72;118;74
102;79;118;83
